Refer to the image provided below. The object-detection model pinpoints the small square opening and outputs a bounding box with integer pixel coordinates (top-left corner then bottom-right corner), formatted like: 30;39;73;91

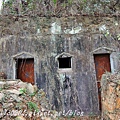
58;57;71;69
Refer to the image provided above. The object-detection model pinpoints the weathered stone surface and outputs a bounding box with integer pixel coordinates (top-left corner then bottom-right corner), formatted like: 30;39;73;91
0;15;120;115
26;83;35;94
33;85;38;92
17;81;27;89
41;116;52;120
0;81;5;88
6;89;21;95
15;116;26;120
101;73;120;120
0;93;4;101
6;80;19;85
10;94;21;102
2;103;14;109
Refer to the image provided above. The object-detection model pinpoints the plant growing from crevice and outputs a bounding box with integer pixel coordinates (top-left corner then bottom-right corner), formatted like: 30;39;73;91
29;91;37;97
19;88;27;95
27;101;39;112
0;87;3;91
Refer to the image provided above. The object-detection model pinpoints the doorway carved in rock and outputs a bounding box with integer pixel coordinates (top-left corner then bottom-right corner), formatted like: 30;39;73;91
12;52;36;85
16;58;34;84
94;54;111;110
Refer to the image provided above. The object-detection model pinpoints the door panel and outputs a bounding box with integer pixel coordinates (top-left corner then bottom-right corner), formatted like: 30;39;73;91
17;58;34;84
94;54;111;81
94;54;111;110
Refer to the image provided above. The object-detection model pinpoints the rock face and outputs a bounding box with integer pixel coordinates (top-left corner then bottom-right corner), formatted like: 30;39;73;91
0;15;120;114
0;79;56;120
101;73;120;120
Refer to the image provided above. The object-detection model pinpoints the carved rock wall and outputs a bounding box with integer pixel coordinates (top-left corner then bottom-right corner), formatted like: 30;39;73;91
101;73;120;120
0;15;120;115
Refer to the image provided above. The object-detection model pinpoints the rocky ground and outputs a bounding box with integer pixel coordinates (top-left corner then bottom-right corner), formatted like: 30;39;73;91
0;79;101;120
0;79;57;120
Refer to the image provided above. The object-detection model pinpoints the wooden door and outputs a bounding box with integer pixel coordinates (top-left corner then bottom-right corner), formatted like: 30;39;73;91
94;54;111;110
17;58;34;84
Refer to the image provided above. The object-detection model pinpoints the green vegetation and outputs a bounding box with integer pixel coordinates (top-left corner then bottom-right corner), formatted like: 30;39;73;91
0;87;3;91
29;91;36;97
1;0;119;16
27;101;39;112
19;88;27;95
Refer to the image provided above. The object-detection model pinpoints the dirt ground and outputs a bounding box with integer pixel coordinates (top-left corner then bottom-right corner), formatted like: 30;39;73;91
58;116;101;120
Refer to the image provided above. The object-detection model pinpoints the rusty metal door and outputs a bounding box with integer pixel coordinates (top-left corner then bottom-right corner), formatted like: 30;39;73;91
94;54;111;110
17;58;34;84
